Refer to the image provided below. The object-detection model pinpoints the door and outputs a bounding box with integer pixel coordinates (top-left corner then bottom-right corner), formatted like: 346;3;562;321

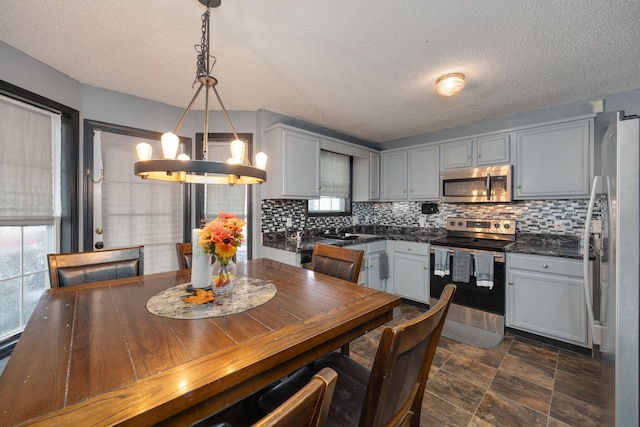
84;121;190;274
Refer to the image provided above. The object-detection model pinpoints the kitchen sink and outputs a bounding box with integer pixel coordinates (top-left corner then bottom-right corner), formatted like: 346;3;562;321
322;234;360;240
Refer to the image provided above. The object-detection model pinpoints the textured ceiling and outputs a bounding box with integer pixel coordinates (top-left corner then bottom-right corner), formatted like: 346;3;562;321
1;0;639;143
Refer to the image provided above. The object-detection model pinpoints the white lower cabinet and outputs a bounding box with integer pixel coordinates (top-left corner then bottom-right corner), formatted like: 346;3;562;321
389;241;429;303
350;240;387;290
506;253;589;347
259;246;299;266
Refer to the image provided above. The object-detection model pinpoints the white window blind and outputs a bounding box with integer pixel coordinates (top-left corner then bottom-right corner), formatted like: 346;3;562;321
319;150;350;198
98;132;183;273
204;142;247;220
0;94;61;224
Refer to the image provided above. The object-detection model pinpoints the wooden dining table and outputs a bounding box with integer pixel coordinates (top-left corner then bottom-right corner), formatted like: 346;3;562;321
0;258;401;426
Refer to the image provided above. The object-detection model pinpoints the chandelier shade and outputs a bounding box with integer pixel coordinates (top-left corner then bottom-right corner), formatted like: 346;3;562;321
134;0;267;185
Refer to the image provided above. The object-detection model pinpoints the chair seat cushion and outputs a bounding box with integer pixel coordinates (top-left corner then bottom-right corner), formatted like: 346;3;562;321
313;352;371;427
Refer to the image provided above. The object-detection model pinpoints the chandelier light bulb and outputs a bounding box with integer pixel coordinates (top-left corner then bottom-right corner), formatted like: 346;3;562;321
227;157;241;165
177;153;190;160
255;152;268;170
436;73;466;96
230;139;246;164
136;143;153;161
161;132;180;159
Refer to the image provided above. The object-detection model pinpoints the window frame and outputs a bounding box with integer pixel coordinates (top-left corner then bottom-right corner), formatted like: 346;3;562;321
0;80;79;356
307;152;353;217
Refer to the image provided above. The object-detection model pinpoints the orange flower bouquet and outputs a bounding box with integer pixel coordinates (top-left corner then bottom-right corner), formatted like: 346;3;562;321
198;212;245;293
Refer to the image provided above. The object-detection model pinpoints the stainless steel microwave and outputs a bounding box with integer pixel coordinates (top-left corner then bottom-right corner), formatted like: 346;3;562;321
440;165;512;203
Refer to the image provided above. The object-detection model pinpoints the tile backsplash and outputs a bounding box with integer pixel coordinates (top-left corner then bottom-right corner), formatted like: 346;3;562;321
261;199;604;236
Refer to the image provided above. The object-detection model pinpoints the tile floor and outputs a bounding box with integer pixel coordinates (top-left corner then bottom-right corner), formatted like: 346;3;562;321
348;303;604;427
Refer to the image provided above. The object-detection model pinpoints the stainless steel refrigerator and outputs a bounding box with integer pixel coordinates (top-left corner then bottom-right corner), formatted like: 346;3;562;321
584;111;639;425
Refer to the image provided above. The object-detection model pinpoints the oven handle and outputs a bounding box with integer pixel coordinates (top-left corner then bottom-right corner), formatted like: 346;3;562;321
430;246;505;263
486;173;492;201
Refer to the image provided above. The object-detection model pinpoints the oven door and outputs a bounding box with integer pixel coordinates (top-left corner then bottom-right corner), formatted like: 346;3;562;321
429;247;505;315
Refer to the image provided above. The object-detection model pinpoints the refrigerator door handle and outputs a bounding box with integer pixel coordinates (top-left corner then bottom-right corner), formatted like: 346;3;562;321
584;176;602;345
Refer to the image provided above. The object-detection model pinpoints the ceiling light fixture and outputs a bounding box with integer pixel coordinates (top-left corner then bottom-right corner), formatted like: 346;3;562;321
436;73;466;97
134;0;267;185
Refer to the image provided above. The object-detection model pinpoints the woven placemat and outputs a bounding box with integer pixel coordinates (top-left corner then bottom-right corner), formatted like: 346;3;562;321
146;277;277;319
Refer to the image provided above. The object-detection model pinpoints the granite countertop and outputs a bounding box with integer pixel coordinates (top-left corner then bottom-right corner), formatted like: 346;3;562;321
505;233;594;260
263;228;592;260
262;226;446;253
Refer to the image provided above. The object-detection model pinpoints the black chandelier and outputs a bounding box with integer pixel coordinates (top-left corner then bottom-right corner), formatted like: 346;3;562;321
133;0;267;185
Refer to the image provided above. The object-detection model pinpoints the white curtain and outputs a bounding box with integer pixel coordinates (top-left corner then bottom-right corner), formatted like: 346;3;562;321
99;132;183;273
320;150;350;198
0;95;60;224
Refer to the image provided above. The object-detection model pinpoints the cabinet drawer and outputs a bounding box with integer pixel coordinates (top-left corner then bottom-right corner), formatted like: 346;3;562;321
393;241;429;256
508;253;582;277
368;240;386;253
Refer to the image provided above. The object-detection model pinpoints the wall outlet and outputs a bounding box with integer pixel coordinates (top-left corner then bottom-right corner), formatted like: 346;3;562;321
590;219;602;234
554;220;564;231
286;217;292;228
352;215;359;225
592;99;604;114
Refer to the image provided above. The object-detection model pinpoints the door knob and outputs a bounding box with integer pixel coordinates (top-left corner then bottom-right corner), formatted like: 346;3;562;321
95;241;104;250
95;227;103;234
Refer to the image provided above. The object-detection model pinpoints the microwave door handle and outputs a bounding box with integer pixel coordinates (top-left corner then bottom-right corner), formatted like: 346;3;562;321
486;173;491;201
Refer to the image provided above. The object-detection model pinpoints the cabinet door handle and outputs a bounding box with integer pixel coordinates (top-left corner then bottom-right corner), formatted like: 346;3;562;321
476;154;481;158
508;281;513;285
517;184;522;188
542;264;548;269
467;155;471;159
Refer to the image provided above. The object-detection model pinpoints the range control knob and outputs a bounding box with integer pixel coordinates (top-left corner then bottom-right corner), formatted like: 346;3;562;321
450;221;456;226
494;223;500;228
457;221;463;227
504;223;510;229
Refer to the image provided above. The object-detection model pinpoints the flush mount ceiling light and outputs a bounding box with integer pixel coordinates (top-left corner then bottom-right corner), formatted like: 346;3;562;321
134;0;267;185
436;73;466;97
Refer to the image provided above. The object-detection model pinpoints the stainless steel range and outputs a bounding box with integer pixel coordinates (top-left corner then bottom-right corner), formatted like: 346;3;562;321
429;217;516;342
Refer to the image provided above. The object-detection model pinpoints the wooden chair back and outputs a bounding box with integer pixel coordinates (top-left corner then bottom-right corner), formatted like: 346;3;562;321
314;284;456;427
252;367;338;427
311;243;364;283
47;246;144;288
361;284;456;427
176;242;193;270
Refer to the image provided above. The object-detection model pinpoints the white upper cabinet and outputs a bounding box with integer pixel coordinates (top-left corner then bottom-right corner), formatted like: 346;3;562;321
262;125;320;199
441;133;510;169
409;145;439;200
381;146;439;201
514;119;592;199
381;150;408;200
354;152;381;201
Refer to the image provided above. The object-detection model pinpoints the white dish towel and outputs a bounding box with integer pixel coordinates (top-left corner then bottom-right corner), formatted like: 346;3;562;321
474;253;494;289
434;247;450;277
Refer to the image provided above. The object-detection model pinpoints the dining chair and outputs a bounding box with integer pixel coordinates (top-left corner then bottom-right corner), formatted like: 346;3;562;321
311;242;365;355
195;367;338;427
313;284;456;427
176;242;193;270
47;246;144;288
311;243;364;284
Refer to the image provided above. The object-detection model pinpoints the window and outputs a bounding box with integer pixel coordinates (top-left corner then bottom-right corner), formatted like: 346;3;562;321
0;94;60;344
308;150;352;215
195;134;254;261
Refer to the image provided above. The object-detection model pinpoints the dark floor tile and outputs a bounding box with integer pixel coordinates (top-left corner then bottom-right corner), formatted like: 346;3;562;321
557;350;602;383
450;340;510;369
474;390;547;427
499;353;556;389
440;353;497;390
426;368;486;414
489;369;552;414
508;338;559;369
547;416;574;426
554;370;602;407
420;391;473;427
549;389;602;427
